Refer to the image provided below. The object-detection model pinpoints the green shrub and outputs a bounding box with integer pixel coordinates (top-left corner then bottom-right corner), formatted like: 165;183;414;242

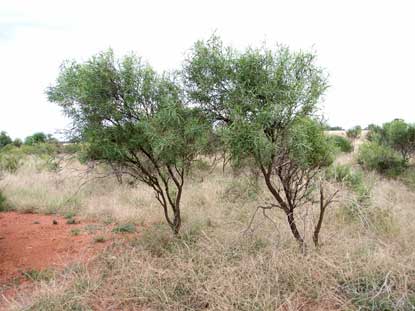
22;268;54;282
112;223;136;233
134;224;174;256
61;143;81;154
0;151;23;173
346;125;362;140
20;143;58;156
358;142;406;176
339;272;398;310
330;135;353;153
327;164;369;199
71;228;81;236
400;167;415;190
0;131;12;149
0;190;9;211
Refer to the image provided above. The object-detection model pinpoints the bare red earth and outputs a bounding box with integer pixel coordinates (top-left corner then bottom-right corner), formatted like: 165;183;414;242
0;212;109;285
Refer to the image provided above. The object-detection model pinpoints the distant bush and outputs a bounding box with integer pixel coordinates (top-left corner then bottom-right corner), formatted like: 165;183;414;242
0;143;60;174
358;142;406;176
0;131;12;149
60;143;81;154
20;143;58;156
366;120;415;162
382;119;415;162
0;151;23;173
346;125;362;140
366;124;383;143
326;125;344;131
330;135;353;153
12;138;22;147
24;132;48;145
326;164;369;199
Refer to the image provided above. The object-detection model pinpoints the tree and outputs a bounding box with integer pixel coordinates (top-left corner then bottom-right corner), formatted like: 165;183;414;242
25;132;47;145
184;36;336;248
382;119;415;162
366;123;383;143
0;131;12;149
47;50;210;235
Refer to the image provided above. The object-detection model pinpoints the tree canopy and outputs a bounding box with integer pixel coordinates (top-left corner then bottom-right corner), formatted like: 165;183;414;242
184;36;334;247
47;50;211;234
0;131;12;149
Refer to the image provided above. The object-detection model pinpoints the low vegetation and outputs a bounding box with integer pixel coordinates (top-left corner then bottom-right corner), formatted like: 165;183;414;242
330;135;353;153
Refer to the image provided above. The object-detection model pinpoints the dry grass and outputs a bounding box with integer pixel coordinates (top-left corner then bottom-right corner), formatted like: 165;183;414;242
1;152;415;310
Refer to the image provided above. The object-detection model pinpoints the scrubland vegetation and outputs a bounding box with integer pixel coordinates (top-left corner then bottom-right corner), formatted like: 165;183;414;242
1;36;415;310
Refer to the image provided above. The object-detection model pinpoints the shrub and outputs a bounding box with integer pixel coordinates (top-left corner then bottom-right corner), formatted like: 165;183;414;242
22;268;54;282
326;164;369;200
366;124;383;143
358;142;406;176
70;228;81;236
330;135;353;153
112;223;136;233
0;131;12;149
61;143;81;154
401;167;415;190
0;190;9;212
382;119;415;162
13;138;22;147
0;151;23;173
346;125;362;140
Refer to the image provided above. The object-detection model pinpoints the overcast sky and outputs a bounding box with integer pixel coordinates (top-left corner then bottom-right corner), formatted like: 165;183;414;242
0;0;414;139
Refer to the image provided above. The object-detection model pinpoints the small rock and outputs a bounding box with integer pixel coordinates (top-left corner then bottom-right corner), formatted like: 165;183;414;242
33;221;40;224
0;236;4;240
52;220;58;225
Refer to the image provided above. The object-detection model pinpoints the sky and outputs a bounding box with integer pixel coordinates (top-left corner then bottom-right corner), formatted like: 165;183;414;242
0;0;414;139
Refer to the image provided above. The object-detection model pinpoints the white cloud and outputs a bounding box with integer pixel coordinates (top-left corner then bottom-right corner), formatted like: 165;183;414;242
0;0;414;139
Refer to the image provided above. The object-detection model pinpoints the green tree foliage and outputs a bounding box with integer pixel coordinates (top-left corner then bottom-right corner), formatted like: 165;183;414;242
366;123;383;143
47;50;211;235
382;119;415;162
358;142;406;176
0;131;12;149
24;132;48;145
366;119;415;163
184;36;335;248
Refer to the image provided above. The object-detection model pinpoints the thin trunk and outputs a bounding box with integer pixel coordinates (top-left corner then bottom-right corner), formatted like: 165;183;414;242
286;210;304;247
172;209;181;235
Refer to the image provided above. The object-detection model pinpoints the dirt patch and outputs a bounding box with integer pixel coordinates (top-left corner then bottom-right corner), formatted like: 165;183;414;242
0;212;114;287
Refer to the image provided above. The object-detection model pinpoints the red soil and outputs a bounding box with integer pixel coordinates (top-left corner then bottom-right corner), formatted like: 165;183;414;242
0;211;115;308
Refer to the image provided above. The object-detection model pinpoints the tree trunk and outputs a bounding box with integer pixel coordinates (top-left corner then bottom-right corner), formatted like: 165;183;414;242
172;210;181;235
286;211;304;248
